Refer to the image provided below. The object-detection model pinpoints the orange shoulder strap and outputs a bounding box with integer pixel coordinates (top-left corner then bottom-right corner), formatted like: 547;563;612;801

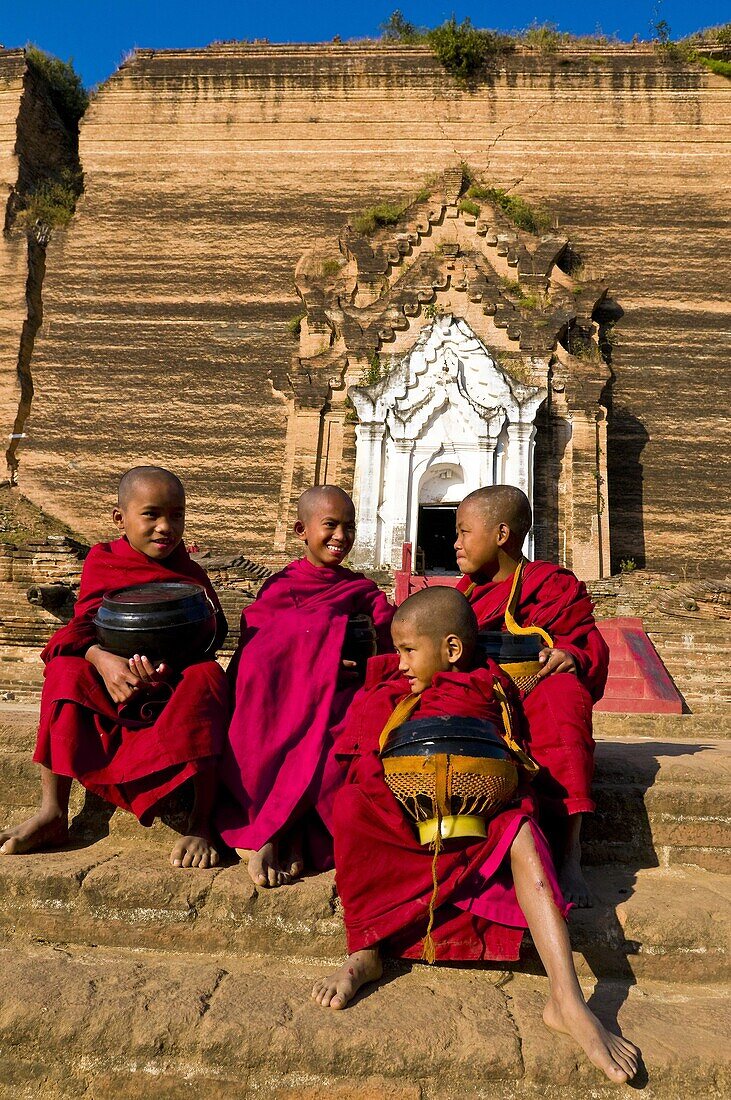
504;558;553;649
379;694;421;754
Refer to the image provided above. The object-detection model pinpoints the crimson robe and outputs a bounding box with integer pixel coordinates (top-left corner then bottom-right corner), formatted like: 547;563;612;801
216;557;394;867
333;654;567;963
457;561;609;817
33;537;229;824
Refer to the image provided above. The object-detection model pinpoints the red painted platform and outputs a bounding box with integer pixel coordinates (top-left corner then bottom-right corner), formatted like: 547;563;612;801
595;617;684;714
394;543;460;604
394;545;684;715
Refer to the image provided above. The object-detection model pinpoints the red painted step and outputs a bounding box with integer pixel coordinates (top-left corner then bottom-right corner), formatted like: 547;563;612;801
595;617;684;714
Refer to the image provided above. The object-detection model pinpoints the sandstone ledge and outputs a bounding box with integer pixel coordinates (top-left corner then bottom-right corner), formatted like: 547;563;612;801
0;943;727;1099
0;842;726;983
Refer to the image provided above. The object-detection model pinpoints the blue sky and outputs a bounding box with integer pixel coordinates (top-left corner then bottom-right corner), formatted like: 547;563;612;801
2;1;728;87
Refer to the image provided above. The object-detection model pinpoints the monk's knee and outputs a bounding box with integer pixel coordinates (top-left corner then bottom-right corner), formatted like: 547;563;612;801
510;821;544;873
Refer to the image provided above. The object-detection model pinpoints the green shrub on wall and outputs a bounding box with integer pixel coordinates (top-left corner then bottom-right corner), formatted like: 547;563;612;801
25;45;88;127
467;185;551;233
426;17;504;81
16;168;82;238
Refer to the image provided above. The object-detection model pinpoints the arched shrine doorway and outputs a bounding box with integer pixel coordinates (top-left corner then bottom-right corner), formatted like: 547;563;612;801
348;317;546;572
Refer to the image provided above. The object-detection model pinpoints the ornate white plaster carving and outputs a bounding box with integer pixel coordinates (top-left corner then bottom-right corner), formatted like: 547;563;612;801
350;317;547;570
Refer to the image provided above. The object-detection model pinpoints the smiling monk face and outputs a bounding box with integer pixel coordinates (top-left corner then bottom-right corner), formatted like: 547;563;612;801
112;466;186;561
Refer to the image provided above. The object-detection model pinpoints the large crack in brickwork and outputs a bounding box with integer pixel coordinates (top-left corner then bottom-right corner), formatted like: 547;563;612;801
432;94;551;184
5;235;44;484
3;55;85;485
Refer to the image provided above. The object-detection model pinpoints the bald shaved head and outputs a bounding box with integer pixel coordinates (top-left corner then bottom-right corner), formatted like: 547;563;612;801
118;466;185;509
297;485;354;523
461;485;532;544
394;587;478;655
294;484;356;567
113;466;186;560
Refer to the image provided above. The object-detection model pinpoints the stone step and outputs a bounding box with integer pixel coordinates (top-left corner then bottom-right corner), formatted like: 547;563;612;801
584;738;731;874
2;744;728;875
0;942;727;1100
1;708;729;873
593;712;731;739
0;837;726;983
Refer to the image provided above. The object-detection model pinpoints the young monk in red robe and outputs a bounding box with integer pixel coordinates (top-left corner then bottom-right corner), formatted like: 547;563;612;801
455;485;609;907
217;485;394;888
313;588;639;1087
0;466;229;868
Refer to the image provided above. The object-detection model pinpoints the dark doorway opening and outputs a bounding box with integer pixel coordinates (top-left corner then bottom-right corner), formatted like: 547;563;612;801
416;505;458;573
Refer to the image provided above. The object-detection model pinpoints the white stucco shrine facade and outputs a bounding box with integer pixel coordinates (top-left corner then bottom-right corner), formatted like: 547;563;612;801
349;316;546;570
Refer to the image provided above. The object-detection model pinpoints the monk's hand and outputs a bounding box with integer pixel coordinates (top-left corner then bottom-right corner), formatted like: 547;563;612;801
537;647;577;678
86;646;145;703
128;654;168;686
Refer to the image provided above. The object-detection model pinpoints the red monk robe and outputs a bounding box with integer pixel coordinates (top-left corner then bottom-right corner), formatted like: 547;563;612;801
34;537;229;824
457;561;609;817
333;654;568;963
216;557;394;866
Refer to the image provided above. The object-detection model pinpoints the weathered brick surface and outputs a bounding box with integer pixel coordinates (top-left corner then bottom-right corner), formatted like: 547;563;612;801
0;44;724;573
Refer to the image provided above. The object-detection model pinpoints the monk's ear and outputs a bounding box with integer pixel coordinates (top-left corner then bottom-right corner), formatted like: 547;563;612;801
293;519;307;543
444;633;463;667
496;521;511;547
112;506;125;533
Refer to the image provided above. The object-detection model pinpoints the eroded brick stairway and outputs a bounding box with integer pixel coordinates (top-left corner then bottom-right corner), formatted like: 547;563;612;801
0;702;729;1099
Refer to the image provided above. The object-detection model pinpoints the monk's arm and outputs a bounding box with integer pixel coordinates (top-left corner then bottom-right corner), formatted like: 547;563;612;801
530;571;606;690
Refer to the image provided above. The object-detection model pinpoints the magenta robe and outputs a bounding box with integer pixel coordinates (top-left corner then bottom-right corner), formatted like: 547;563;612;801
216;557;394;866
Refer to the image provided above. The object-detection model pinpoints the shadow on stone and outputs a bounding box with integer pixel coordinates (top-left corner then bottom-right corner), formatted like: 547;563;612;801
68;789;115;845
579;740;711;1028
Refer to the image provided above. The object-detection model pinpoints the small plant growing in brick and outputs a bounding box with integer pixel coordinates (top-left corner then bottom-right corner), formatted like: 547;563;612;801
16;168;82;239
352;201;404;236
287;312;306;338
321;259;342;277
523;22;563;53
359;352;384;386
467;185;551;234
459;198;481;217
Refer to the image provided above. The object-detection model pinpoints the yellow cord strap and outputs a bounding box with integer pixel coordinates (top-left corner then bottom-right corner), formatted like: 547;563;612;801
504;558;554;649
379;694;422;754
493;680;540;776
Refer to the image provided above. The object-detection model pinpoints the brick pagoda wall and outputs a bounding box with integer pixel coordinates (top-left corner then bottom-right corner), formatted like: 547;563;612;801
5;44;730;573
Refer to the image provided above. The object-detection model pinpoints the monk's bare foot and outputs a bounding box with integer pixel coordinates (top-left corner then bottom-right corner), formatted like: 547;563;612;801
559;854;593;908
239;840;294;887
311;949;383;1010
0;810;68;855
543;994;640;1084
170;833;219;869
